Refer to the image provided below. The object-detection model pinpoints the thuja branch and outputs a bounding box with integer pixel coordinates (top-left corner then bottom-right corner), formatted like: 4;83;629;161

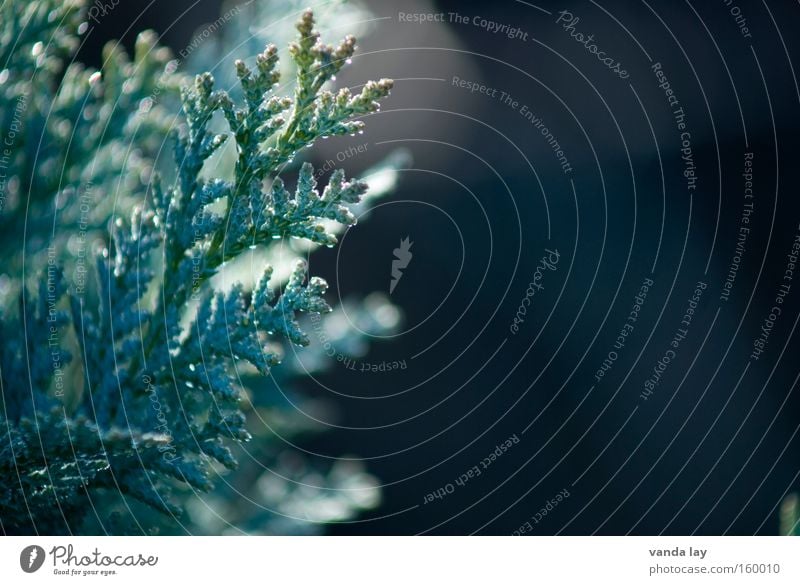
0;3;394;533
130;11;392;386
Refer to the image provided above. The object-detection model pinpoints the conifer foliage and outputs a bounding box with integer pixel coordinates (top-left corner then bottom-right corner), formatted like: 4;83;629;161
0;0;393;534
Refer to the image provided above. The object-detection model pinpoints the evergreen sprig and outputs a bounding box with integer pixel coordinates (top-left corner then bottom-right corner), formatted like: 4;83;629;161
0;2;393;534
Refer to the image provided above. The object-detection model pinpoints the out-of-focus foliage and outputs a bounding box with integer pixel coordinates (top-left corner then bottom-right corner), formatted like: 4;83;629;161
780;494;800;536
0;0;182;294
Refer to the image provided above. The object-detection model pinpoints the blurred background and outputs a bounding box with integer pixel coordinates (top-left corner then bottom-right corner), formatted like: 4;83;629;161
76;0;800;534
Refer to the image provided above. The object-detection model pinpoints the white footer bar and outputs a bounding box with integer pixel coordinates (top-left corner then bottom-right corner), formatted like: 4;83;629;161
2;537;798;583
